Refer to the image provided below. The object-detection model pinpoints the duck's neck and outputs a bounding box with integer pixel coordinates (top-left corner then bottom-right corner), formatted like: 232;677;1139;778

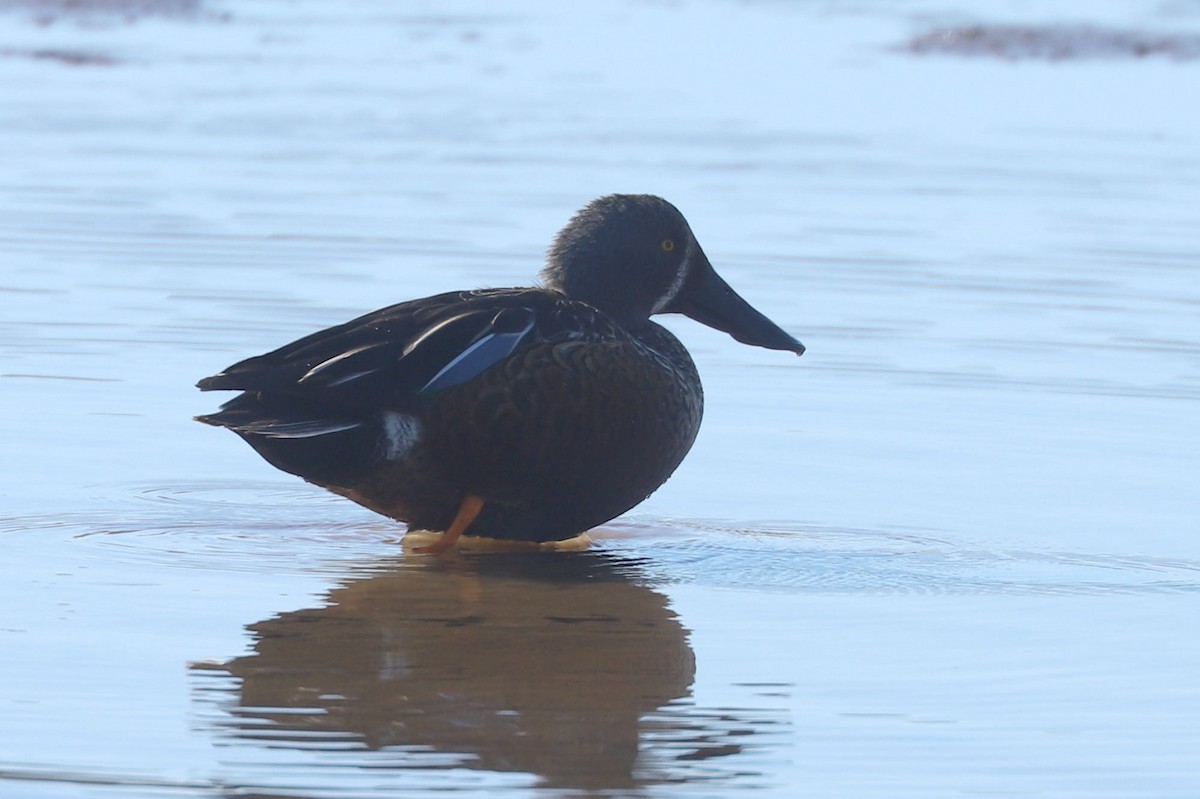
637;320;700;384
541;248;657;327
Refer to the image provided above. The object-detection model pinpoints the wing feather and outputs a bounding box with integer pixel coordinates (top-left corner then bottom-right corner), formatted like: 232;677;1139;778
197;289;623;413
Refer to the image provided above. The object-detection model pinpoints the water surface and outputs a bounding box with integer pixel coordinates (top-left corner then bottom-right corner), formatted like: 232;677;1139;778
2;0;1198;796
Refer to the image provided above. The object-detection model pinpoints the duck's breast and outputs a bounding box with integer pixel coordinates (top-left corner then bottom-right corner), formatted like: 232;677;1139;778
422;322;703;535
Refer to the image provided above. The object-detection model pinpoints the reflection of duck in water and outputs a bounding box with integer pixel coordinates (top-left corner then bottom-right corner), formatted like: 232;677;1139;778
196;195;803;552
194;552;772;791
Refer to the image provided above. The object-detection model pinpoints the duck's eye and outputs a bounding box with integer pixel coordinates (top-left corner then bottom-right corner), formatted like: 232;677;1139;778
660;238;676;252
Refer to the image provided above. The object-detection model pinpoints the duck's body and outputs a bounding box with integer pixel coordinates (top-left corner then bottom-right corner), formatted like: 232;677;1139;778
199;287;703;542
198;195;803;551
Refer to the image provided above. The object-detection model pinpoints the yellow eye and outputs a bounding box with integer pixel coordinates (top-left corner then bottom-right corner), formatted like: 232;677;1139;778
660;238;675;252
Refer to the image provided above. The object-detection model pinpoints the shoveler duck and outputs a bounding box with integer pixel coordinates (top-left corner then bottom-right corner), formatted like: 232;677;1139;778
196;195;804;553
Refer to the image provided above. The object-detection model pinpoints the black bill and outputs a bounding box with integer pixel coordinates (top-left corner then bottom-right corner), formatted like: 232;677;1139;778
666;249;805;355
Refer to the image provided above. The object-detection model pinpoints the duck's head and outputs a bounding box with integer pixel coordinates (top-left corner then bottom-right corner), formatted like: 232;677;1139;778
542;194;804;355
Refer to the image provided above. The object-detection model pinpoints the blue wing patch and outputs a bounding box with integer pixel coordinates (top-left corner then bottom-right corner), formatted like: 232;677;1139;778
419;309;537;396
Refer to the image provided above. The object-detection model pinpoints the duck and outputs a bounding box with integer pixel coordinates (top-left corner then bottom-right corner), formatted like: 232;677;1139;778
196;194;804;553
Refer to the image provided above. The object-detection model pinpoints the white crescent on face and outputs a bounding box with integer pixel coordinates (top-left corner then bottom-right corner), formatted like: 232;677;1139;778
651;237;696;315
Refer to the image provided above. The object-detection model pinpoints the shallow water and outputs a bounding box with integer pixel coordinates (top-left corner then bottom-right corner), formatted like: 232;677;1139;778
2;0;1199;797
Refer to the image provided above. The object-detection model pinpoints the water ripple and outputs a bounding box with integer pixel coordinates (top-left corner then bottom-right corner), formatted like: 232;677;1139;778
600;520;1200;597
3;483;1196;596
0;481;401;574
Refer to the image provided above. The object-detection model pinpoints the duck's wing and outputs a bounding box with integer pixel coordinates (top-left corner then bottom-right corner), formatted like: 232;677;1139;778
195;288;631;492
196;288;618;414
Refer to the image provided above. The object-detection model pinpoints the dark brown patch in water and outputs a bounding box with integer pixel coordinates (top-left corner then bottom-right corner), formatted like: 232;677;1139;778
0;47;118;65
0;0;225;25
902;24;1200;61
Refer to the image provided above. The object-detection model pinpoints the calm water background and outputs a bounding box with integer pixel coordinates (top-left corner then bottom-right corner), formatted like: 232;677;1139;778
2;0;1199;796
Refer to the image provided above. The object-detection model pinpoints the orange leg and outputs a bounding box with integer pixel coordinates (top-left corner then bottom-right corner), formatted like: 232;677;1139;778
413;494;485;555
